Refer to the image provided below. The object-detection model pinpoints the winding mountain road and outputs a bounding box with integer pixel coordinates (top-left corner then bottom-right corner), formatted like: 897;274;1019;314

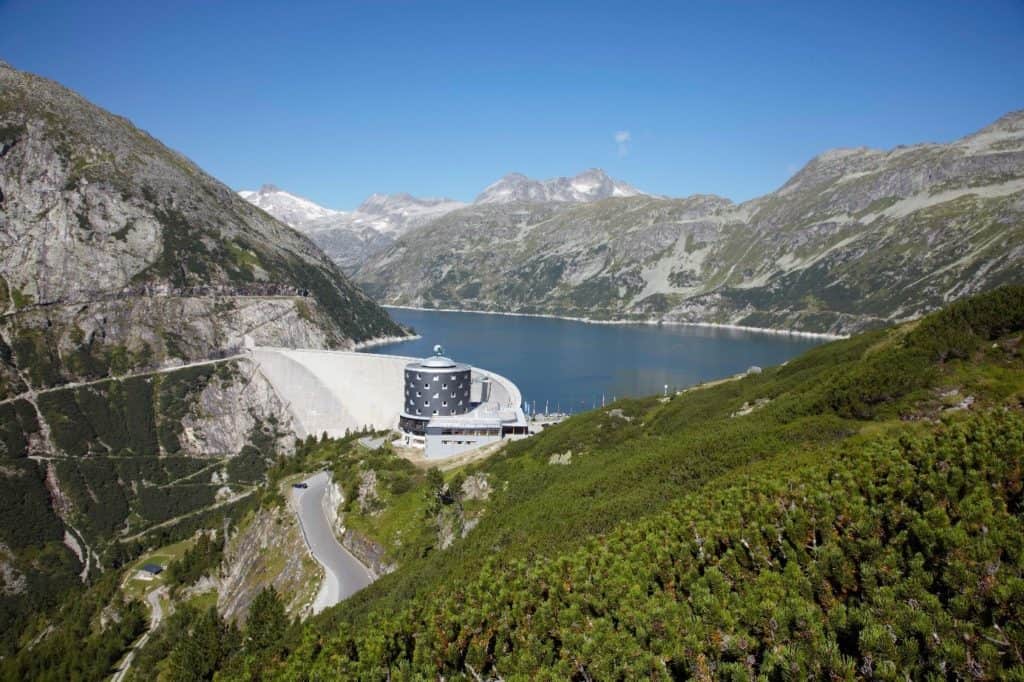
292;472;373;612
111;586;166;682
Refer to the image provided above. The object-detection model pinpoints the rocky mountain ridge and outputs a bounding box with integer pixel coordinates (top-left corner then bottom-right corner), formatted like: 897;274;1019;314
238;169;642;272
355;112;1024;335
474;168;647;204
0;61;404;399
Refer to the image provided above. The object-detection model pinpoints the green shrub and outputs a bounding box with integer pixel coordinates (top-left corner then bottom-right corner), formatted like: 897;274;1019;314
37;390;94;456
0;460;64;548
0;400;38;459
123;376;158;455
275;411;1024;680
226;445;269;483
909;285;1024;360
136;485;217;523
165;533;223;593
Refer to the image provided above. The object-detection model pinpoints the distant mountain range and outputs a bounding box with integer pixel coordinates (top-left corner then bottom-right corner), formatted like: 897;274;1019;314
239;169;646;271
474;168;647;204
242;119;1023;336
354;114;1023;335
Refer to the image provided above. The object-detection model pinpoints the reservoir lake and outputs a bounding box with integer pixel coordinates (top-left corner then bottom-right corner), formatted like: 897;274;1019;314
364;308;827;414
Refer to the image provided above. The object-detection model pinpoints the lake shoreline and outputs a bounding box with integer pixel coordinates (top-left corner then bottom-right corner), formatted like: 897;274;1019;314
382;305;846;341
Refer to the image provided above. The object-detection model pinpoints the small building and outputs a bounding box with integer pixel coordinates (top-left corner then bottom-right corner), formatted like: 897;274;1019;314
136;562;164;581
398;346;528;459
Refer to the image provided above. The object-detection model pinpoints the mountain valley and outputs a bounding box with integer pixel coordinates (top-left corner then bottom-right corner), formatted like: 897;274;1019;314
0;55;1022;682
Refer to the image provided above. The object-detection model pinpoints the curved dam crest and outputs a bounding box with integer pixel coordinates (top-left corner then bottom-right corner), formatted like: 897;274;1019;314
249;347;523;440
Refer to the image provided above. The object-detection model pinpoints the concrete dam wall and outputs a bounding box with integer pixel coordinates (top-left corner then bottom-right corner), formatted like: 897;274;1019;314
249;347;524;441
251;348;416;438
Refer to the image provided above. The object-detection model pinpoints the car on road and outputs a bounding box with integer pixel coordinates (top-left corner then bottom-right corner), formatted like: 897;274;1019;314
292;482;309;489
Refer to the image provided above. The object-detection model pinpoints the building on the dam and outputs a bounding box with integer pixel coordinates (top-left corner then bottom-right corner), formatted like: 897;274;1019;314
398;346;528;458
249;342;528;461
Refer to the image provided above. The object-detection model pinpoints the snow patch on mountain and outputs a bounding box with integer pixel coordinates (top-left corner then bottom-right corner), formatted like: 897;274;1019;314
238;184;341;228
475;168;648;205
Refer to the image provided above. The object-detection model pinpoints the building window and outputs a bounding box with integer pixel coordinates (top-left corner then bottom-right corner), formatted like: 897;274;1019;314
416;391;421;397
432;410;438;415
442;401;448;407
424;383;429;389
416;409;421;415
451;392;456;398
433;376;439;382
416;373;421;380
442;383;447;389
424;401;430;406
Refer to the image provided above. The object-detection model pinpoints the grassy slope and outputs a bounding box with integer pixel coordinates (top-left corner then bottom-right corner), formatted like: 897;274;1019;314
228;286;1024;679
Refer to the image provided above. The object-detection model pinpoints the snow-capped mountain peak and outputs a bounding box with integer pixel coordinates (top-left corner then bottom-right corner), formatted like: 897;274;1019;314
238;184;340;228
474;168;646;204
355;192;466;225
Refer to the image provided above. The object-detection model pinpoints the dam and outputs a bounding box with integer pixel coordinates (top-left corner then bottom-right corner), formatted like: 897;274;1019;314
248;345;528;459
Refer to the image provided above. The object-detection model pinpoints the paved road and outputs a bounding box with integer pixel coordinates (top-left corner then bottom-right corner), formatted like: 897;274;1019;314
111;586;166;682
0;354;247;406
292;472;373;612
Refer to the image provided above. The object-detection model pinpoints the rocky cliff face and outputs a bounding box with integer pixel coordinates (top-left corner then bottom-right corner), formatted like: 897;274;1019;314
217;503;320;623
0;62;404;399
0;356;294;649
356;113;1024;335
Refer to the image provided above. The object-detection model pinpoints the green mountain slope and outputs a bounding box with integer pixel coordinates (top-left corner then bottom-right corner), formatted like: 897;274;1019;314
356;114;1024;335
197;286;1022;679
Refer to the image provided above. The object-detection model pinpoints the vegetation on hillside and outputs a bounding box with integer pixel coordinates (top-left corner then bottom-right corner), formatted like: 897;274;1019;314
214;285;1023;679
268;410;1024;679
5;286;1022;680
0;360;282;667
0;572;146;681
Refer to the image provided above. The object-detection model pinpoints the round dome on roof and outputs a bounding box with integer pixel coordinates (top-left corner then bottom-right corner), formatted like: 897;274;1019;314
421;355;456;368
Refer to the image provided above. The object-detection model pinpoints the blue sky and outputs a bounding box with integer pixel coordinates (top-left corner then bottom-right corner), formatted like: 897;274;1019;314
3;1;1022;208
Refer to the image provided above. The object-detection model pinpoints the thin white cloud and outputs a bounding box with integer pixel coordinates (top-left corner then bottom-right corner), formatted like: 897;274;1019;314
614;130;631;157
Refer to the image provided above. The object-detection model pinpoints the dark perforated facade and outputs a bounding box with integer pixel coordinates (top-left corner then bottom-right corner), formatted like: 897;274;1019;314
403;365;471;418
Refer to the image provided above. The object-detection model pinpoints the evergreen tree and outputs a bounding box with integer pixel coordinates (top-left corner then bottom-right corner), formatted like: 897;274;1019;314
164;606;236;682
244;587;287;661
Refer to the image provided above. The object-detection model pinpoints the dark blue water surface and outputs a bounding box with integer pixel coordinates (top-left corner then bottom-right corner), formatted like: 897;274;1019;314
364;308;826;415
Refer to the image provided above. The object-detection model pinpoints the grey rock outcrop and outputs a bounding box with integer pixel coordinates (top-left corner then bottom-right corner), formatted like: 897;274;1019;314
178;361;294;458
218;506;319;623
0;62;404;398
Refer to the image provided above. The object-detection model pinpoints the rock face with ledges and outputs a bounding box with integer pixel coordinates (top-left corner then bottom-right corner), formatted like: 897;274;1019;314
0;62;403;396
356;112;1024;335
